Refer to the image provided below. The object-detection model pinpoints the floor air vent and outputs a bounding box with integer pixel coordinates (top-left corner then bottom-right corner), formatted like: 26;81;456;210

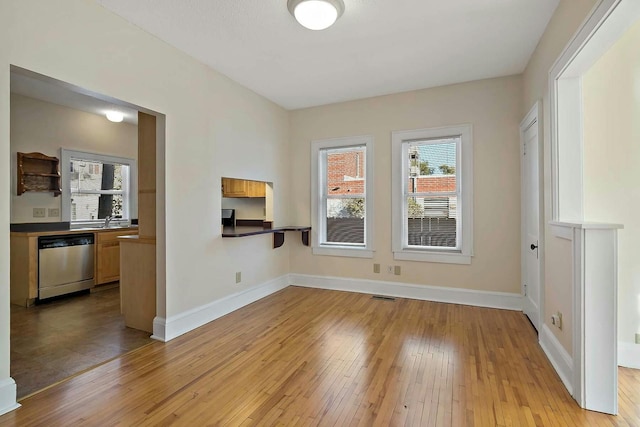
372;295;396;301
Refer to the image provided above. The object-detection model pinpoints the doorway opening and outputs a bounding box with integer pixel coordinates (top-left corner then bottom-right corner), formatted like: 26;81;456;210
9;66;166;399
549;0;640;415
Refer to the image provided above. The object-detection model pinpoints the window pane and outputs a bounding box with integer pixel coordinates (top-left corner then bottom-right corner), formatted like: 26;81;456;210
70;159;125;192
326;198;364;244
326;147;365;197
406;196;457;248
407;140;457;194
71;193;124;221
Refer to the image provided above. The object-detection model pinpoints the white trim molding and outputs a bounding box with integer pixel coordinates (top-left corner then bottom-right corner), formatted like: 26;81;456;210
548;221;621;414
539;324;574;395
391;124;473;265
290;274;521;311
151;275;290;342
310;135;375;259
0;378;20;417
618;341;640;370
152;273;522;344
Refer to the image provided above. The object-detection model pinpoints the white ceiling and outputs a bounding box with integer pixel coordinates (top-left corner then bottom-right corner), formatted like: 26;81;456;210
95;0;559;110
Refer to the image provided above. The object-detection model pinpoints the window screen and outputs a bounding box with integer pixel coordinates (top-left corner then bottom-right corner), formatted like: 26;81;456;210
404;138;459;249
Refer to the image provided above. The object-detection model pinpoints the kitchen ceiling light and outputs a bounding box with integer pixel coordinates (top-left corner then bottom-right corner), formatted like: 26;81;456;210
288;0;345;31
106;111;124;123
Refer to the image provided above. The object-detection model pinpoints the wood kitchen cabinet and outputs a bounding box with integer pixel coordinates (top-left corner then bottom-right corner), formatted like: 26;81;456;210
10;233;39;306
222;178;266;198
96;229;138;285
10;227;139;307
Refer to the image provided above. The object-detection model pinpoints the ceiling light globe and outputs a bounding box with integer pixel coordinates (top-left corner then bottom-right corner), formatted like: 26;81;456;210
288;0;345;31
106;111;124;123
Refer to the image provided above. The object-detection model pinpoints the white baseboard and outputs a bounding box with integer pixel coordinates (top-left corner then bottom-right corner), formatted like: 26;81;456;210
618;341;640;369
152;275;290;342
289;273;522;311
150;273;522;342
0;377;20;416
539;324;574;395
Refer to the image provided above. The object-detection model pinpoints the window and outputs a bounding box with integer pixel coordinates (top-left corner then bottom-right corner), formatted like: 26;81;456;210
61;149;137;228
311;136;374;258
392;124;473;264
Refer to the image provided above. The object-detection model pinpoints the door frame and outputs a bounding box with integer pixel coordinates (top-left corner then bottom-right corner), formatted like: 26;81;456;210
549;0;640;413
520;101;544;331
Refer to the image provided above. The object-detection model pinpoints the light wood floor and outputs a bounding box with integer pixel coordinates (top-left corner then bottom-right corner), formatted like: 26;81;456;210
0;286;638;426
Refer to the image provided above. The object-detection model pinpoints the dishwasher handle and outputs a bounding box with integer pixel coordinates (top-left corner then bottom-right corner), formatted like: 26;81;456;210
38;233;95;249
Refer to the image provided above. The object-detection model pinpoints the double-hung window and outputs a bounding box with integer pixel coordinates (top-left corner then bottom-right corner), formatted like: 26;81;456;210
311;136;374;258
392;125;473;264
61;149;137;228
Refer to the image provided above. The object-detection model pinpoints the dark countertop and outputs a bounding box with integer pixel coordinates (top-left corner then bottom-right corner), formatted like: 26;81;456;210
222;225;310;238
10;225;139;237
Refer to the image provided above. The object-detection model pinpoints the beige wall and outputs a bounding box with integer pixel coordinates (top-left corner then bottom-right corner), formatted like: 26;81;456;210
583;19;640;347
0;0;291;397
521;0;598;353
221;197;266;220
10;93;138;223
290;76;523;294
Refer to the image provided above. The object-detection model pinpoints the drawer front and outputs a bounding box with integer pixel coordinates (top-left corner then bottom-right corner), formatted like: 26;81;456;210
97;229;138;244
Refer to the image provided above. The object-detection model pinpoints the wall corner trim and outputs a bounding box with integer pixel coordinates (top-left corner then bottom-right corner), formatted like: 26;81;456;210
290;274;522;311
151;317;167;342
154;275;290;342
539;324;574;395
0;377;20;417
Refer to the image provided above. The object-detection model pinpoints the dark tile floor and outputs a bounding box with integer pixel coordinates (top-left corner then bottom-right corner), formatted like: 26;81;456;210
10;286;153;399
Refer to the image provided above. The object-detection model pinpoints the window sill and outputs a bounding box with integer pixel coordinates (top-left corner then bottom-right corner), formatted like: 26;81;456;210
313;246;374;259
393;249;471;265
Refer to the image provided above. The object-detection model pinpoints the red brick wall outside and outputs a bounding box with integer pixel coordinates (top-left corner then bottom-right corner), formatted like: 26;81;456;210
326;150;455;195
409;176;456;193
327;150;365;195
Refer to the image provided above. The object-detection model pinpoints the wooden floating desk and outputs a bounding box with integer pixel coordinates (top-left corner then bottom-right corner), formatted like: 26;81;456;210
222;226;311;248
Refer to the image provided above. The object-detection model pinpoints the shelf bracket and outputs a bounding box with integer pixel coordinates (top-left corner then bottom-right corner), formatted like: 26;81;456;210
273;231;285;249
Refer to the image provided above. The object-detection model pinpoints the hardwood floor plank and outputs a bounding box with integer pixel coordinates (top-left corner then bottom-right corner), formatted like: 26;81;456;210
1;286;639;426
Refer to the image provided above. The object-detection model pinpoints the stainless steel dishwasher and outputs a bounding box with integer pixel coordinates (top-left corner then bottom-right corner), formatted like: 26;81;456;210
38;233;95;299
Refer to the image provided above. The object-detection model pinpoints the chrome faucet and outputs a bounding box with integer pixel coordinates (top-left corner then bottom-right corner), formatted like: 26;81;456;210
104;215;113;228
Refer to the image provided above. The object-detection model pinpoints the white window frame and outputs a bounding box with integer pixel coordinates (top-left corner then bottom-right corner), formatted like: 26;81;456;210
391;124;473;264
61;149;137;229
311;135;374;258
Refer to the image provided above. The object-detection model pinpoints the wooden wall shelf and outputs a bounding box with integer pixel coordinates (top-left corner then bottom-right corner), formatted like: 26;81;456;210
17;152;62;196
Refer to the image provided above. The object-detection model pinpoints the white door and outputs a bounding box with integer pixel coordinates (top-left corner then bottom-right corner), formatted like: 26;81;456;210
521;110;541;331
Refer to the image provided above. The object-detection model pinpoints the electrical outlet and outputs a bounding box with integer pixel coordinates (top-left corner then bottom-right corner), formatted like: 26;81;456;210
635;333;640;344
33;208;46;218
394;265;401;276
387;265;393;274
235;272;241;284
48;208;60;217
373;263;380;274
551;312;563;330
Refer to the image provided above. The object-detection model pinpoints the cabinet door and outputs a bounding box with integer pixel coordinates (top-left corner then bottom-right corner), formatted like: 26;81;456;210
95;230;138;285
222;178;248;197
247;180;266;197
97;241;121;284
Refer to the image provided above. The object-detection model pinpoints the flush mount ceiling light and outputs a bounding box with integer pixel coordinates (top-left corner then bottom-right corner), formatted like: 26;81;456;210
105;111;124;123
288;0;345;31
